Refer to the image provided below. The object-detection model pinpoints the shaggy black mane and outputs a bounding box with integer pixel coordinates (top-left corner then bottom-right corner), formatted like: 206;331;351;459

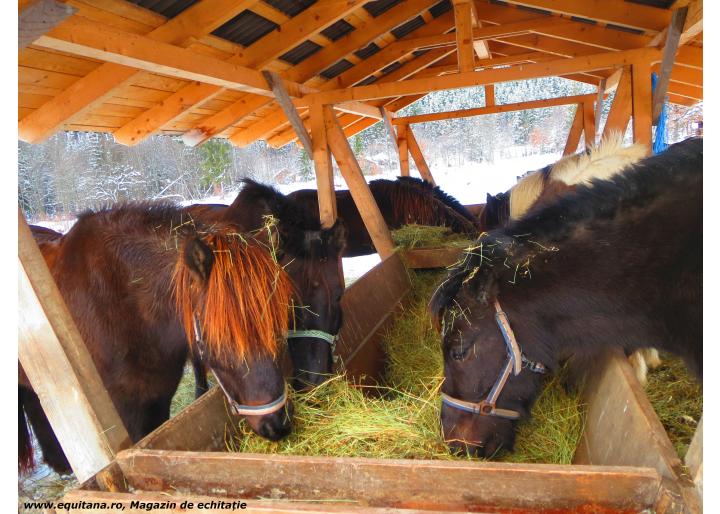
431;137;702;313
393;176;478;222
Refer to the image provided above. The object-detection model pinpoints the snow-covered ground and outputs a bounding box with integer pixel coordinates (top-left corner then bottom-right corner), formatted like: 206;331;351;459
32;152;561;284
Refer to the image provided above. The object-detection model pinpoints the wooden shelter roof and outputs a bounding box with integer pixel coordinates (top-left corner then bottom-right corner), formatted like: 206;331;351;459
18;0;702;148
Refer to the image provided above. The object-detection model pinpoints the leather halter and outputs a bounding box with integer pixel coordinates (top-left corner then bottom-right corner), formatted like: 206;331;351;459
286;329;338;363
441;299;547;420
193;317;288;417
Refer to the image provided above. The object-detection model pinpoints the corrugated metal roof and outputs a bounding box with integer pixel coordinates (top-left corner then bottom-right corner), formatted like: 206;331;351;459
364;0;402;18
381;61;402;74
429;0;452;18
320;58;355;79
263;0;317;17
212;10;278;47
321;19;356;41
356;75;379;86
391;15;425;39
127;0;198;18
355;42;382;60
279;40;323;64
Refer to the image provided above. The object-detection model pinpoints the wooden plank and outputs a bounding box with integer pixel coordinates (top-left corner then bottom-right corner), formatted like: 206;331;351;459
310;104;337;228
401;247;463;269
485;84;495;106
19;0;77;50
380;106;399;148
18;214;131;482
631;59;653;148
406;126;436;185
337;252;410;383
452;0;475;73
603;67;633;139
684;417;703;499
594;79;606;131
304;47;660;105
563;104;584;156
18;0;255;143
324;106;396;260
394;93;596;125
396;124;410;177
582;100;596;149
264;71;313;155
653;8;688;124
114;449;661;511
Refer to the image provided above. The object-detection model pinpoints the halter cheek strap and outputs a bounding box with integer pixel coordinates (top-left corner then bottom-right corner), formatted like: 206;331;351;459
286;329;338;363
193;317;289;417
441;299;547;420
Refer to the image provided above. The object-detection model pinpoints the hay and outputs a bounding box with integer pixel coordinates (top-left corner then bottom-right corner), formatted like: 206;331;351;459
228;268;585;464
644;353;702;459
391;224;473;250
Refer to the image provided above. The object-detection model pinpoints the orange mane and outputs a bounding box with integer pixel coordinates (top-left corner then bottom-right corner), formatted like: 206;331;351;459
174;229;293;362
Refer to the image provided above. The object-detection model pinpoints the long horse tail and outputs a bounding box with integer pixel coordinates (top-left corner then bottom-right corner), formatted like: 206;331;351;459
18;385;72;475
18;388;34;474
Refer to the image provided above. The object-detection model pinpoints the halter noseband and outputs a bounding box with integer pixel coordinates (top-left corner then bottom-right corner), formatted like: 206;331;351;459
193;317;289;417
441;299;547;420
286;329;338;363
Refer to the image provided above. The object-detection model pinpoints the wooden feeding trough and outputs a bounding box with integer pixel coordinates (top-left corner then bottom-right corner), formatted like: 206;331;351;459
59;253;700;514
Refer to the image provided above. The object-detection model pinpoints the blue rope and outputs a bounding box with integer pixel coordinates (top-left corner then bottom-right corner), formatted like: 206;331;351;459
651;72;669;154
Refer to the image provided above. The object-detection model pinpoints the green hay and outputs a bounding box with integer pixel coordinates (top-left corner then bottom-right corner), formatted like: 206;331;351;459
228;268;585;464
171;365;216;418
644;353;702;459
391;224;473;250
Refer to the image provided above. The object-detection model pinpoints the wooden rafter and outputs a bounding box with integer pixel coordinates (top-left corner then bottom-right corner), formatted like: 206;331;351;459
113;0;365;146
453;0;476;73
181;0;440;147
18;0;257;143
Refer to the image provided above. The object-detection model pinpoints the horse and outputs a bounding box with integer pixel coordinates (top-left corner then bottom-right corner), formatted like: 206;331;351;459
186;180;347;394
19;204;295;474
429;137;702;458
288;177;478;257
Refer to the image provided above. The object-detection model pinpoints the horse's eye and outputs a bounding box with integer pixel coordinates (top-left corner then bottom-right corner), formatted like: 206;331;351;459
451;346;470;361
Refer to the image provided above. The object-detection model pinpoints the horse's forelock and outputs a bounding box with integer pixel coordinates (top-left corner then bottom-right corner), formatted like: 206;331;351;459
174;230;293;363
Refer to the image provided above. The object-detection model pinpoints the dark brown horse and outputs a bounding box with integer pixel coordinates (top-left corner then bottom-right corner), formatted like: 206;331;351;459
19;204;295;474
187;180;347;393
288;177;478;257
429;138;702;458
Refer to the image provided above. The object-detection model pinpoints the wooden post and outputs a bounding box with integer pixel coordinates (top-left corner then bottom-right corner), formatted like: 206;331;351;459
582;100;596;149
594;79;606;134
603;67;633;140
323;106;395;259
452;0;475;73
309;105;337;228
263;70;313;155
485;84;495;107
631;59;653;149
18;213;131;482
652;7;688;124
563;104;584;156
396;124;410;177
406;126;436;185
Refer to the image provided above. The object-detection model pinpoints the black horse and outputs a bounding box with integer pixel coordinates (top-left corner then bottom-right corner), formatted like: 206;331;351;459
187;180;347;394
429;138;702;458
288;176;478;257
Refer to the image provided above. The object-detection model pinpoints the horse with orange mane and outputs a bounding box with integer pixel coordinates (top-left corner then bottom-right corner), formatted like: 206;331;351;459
186;180;347;395
19;203;294;474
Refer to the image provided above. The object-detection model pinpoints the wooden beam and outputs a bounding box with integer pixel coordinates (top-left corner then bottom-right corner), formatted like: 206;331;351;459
406;126;436;185
469;3;492;60
563;104;584;156
394;93;596;125
324;107;395;259
485;84;495;107
310;105;337;228
19;0;76;50
496;0;671;33
583;100;596;149
603;67;633;139
18;214;131;482
453;0;476;73
679;0;703;45
396;124;410;176
380;107;399;148
631;59;653;149
594;79;606;131
263;71;313;155
304;47;660;105
652;8;688;124
18;0;256;143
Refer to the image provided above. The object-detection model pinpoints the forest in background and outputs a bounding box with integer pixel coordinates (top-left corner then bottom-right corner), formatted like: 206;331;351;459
18;77;701;221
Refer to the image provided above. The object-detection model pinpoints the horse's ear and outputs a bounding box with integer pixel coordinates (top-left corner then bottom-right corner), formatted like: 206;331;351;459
428;290;446;334
328;219;348;254
184;237;215;283
486;193;493;203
